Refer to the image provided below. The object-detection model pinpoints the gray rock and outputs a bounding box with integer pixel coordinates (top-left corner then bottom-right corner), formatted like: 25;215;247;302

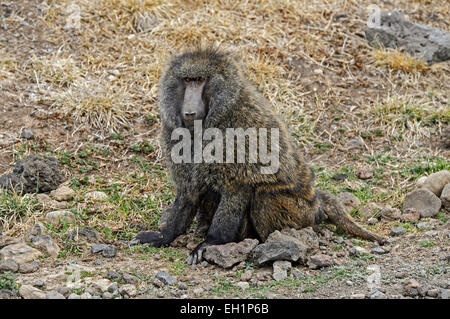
0;235;21;249
19;284;46;299
268;227;320;252
367;217;378;225
401;208;421;222
403;279;421;297
57;287;71;297
421;170;450;197
417;222;431;230
390;226;406;236
46;290;65;299
106;270;121;280
345;137;364;150
36;193;68;211
67;227;102;243
380;206;401;221
122;273;139;284
45;210;75;226
365;11;450;64
367;289;386;299
236;281;250;290
403;189;441;218
93;259;102;265
291;269;306;279
272;260;291;281
0;289;19;299
440;289;449;299
107;282;118;293
203;238;259;268
252;241;305;265
178;282;187;290
441;184;450;210
31;234;60;258
118;284;137;297
20;129;34;139
18;261;40;273
101;245;117;258
371;247;387;255
102;292;113;299
80;292;92;299
350;293;366;299
307;254;335;269
336;192;361;214
67;293;81;299
0;243;42;264
32;279;45;288
24;222;46;241
0;259;19;272
0;155;62;193
155;271;177;286
427;288;440;298
91;244;109;254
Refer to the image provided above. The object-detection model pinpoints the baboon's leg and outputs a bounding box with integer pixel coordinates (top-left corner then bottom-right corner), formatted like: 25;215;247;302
187;188;252;265
135;195;197;247
250;190;317;241
195;191;221;236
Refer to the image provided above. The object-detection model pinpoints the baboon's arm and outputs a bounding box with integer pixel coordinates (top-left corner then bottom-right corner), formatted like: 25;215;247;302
187;187;251;265
134;195;196;246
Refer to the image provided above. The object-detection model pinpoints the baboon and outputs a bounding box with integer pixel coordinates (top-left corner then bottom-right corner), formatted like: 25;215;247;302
135;48;385;264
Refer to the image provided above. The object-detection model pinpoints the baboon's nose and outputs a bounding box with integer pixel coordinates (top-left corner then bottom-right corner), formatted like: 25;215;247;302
184;111;197;120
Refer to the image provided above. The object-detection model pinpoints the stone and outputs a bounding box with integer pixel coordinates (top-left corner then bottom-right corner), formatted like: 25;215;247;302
106;270;121;280
356;170;373;180
349;246;369;256
403;189;441;218
50;185;75;201
403;279;421;297
32;279;45;288
155;271;177;286
45;210;75;225
107;282;118;293
240;270;253;281
367;217;378;225
390;226;406;236
367;289;386;299
122;273;139;284
102;292;113;299
358;203;382;221
80;292;92;299
91;244;109;254
0;259;19;272
272;260;291;281
31;235;60;258
441;184;450;210
91;279;111;293
67;227;102;243
19;285;46;299
0;243;42;264
102;245;117;258
307;254;335;269
203;238;259;268
118;284;137;297
24;222;47;243
18;261;40;273
291;269;306;279
336;192;361;214
36;194;68;211
85;191;108;202
345;137;364;150
371;247;387;255
417;222;431;230
269;227;320;252
427;288;440;298
365;11;450;64
350;294;366;299
401;208;420;222
380;206;401;221
20;129;34;139
252;241;304;265
0;155;62;193
0;235;21;248
236;282;250;290
93;259;102;265
46;290;65;299
420;170;450;197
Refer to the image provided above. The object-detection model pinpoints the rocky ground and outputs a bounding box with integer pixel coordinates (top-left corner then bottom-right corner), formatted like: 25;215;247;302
0;0;449;299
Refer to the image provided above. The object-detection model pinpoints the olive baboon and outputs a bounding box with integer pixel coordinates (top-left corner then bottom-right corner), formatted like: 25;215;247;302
135;48;385;264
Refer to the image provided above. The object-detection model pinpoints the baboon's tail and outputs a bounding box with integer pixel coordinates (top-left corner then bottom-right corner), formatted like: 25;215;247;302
316;190;386;244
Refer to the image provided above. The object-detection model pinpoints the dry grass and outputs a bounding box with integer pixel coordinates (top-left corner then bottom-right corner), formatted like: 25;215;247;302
371;49;430;73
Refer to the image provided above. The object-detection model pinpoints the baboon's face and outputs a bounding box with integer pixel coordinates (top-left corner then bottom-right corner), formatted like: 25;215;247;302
180;77;208;128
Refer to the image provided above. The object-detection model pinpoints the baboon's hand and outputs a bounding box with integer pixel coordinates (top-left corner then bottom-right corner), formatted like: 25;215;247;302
186;242;208;265
133;231;164;247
